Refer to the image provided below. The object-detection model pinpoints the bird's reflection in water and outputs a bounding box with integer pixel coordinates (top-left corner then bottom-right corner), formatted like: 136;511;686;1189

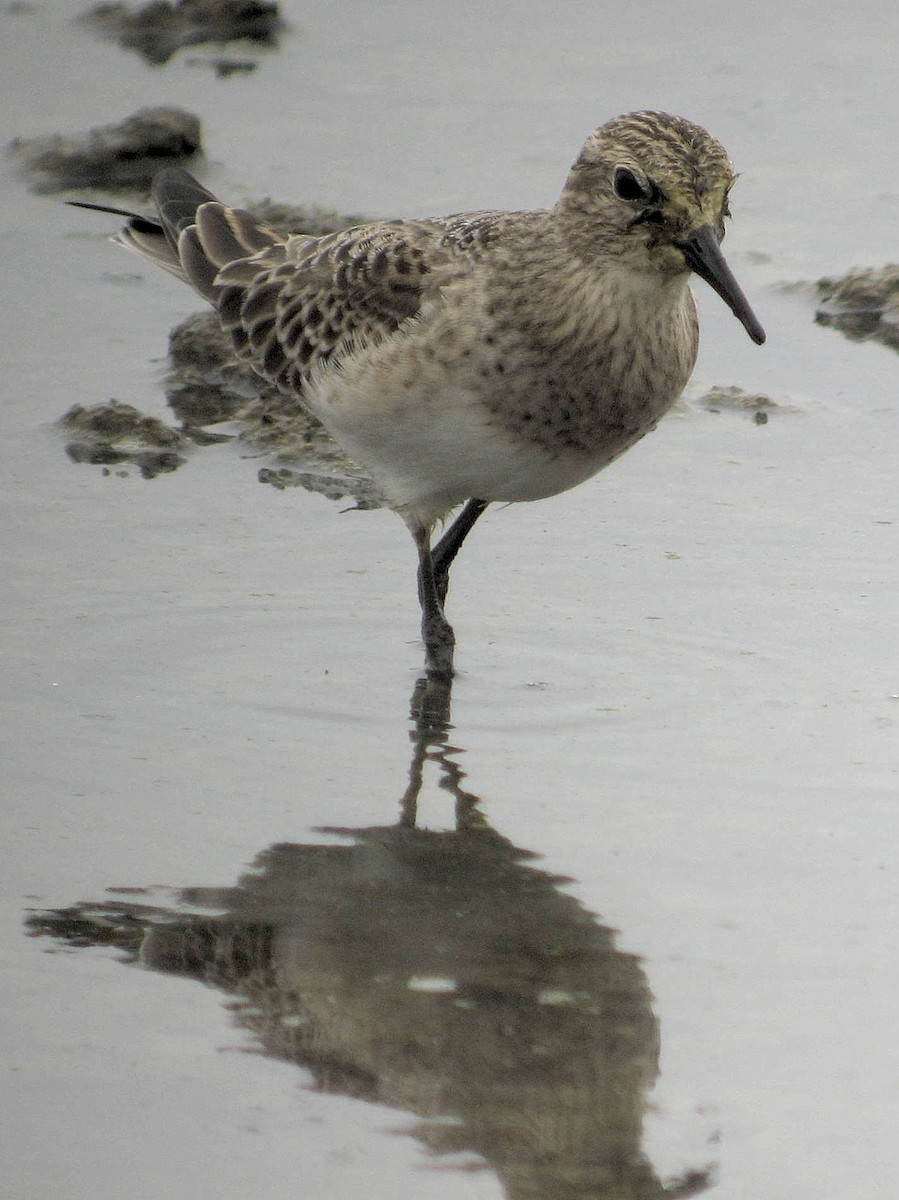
27;671;711;1199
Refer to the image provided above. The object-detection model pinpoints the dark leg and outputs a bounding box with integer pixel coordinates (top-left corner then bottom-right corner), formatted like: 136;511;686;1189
414;526;456;677
431;498;488;605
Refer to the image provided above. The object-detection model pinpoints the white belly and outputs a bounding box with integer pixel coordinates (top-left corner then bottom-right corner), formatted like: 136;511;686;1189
305;368;609;526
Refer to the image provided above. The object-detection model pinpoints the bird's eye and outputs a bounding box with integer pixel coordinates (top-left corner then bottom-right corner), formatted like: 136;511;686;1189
613;166;652;203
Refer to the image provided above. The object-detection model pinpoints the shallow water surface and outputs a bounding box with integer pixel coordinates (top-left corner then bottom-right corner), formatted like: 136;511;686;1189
3;3;899;1198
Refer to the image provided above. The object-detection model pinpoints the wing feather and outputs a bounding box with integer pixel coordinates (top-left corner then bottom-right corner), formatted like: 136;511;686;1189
212;220;444;388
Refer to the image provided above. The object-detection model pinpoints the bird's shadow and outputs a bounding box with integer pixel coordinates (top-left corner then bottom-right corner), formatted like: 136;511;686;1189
26;669;713;1200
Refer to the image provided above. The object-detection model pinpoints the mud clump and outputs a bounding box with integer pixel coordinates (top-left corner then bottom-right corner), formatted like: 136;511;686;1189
697;385;782;424
60;401;189;478
814;265;899;353
9;107;201;193
80;0;284;66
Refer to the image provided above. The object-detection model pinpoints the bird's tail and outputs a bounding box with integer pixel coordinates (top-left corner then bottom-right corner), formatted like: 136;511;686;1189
69;168;284;303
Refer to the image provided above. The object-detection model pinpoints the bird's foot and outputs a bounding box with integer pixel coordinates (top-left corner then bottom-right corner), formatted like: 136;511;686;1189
422;611;455;678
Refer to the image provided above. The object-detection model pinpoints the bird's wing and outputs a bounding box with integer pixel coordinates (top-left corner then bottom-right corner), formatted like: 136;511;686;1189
208;218;448;392
77;169;514;395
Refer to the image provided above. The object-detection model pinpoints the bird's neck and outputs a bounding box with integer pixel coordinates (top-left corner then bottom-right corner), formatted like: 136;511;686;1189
535;249;696;361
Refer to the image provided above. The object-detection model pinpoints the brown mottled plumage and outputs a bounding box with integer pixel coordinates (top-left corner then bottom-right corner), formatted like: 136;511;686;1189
71;111;764;675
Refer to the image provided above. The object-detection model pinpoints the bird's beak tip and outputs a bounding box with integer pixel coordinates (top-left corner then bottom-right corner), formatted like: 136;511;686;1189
745;317;766;346
680;225;765;348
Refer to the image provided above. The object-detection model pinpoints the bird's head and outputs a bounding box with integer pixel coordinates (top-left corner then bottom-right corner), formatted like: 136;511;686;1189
557;110;765;344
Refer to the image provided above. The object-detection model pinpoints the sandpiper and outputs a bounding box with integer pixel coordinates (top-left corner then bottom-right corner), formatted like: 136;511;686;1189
72;110;764;675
